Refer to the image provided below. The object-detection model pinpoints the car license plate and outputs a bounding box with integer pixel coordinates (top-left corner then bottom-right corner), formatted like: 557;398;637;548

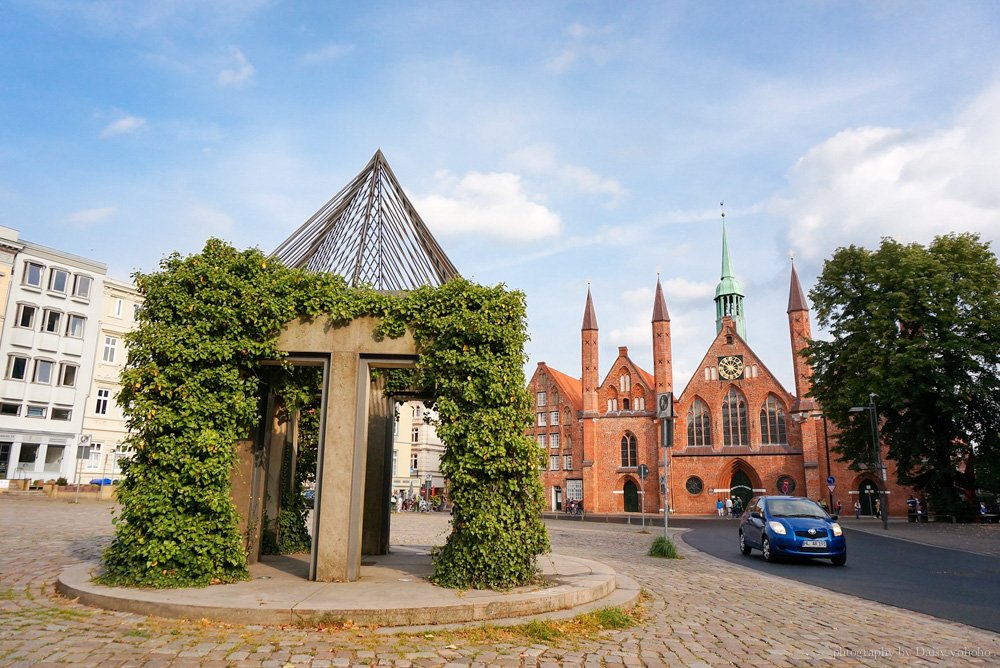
802;539;827;548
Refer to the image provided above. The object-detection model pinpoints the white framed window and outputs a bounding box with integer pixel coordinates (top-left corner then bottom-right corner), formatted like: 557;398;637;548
0;403;20;416
112;444;133;472
16;304;37;328
636;396;645;411
549;455;559;471
26;405;47;418
95;388;110;415
550;410;559;426
42;309;62;333
23;262;44;288
114;298;124;317
607;398;618;412
102;336;118;363
89;443;102;468
66;314;85;338
550;433;560;449
58;363;78;387
51;407;71;421
7;355;28;380
567;479;583;501
619;373;631;392
536;391;546;407
72;275;92;299
32;359;54;384
537;412;547;427
410;453;418;471
563;454;572;470
537;434;547;448
411;427;419;443
48;268;69;293
414;404;422;419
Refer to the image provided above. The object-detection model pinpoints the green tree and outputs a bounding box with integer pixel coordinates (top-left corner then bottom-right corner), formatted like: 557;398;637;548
806;234;1000;517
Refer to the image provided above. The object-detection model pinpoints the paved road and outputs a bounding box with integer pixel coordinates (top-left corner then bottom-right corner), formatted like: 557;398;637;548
678;518;1000;634
2;497;999;666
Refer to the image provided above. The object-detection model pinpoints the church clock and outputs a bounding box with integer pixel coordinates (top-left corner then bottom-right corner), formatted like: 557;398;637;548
717;355;745;380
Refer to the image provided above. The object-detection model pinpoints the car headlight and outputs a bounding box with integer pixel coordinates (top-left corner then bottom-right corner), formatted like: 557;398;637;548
767;521;786;535
831;522;843;537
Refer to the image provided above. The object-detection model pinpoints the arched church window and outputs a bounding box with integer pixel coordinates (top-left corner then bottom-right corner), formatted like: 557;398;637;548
620;432;637;468
759;395;788;445
687;398;712;446
619;372;631;392
722;387;749;446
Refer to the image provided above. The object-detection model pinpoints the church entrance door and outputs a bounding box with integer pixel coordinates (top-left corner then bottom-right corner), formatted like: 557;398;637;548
623;480;639;512
729;469;753;511
859;479;879;517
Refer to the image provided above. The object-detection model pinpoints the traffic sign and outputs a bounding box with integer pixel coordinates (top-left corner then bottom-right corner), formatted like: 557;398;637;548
657;393;673;418
637;464;649;480
827;475;835;485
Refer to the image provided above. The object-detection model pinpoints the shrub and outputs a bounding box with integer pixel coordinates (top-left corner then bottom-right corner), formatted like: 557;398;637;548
648;536;680;559
56;477;68;486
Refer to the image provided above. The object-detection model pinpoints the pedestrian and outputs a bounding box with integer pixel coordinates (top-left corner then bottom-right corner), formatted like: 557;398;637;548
854;500;861;519
733;497;743;517
725;496;733;518
835;500;843;516
874;498;881;518
980;501;988;515
716;498;724;517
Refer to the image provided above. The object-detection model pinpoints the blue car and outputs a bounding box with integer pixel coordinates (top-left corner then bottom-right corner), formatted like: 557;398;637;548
739;495;847;566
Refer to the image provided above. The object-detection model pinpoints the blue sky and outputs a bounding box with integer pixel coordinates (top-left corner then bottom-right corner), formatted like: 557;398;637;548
3;1;1000;392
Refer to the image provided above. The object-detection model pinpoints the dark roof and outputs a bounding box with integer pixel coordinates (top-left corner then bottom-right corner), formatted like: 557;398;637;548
652;278;670;322
787;262;809;313
582;287;598;330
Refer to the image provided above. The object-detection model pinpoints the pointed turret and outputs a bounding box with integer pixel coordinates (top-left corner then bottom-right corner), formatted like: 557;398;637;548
714;213;747;339
651;277;673;395
786;259;815;405
581;287;599;413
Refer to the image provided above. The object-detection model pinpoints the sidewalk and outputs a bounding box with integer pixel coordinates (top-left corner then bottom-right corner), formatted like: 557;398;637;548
840;516;1000;557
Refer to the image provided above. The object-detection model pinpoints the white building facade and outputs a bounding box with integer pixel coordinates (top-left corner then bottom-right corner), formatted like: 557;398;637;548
392;400;446;501
79;277;141;483
0;234;106;482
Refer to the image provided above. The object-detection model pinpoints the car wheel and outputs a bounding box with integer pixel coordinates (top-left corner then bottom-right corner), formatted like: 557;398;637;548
739;531;752;555
831;553;846;566
762;536;777;562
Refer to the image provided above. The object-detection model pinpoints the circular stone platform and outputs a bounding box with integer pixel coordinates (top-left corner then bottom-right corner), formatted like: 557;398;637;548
57;546;639;628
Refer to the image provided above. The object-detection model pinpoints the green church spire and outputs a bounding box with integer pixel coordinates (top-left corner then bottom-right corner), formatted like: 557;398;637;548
714;206;747;339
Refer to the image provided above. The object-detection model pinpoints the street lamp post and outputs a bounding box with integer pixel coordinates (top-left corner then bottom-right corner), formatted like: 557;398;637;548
850;394;889;530
817;413;833;511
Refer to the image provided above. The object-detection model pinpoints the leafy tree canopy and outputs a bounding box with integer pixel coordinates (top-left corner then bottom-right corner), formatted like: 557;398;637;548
806;233;1000;516
101;239;548;589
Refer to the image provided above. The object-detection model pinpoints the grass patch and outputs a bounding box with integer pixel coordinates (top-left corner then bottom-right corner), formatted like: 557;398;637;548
648;536;680;559
124;628;151;638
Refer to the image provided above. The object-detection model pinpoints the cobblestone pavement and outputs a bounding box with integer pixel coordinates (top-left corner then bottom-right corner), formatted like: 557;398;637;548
1;497;998;667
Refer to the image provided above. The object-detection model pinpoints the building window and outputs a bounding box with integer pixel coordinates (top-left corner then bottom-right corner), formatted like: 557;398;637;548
102;336;118;363
620;432;637;468
7;355;28;380
95;388;111;415
414;404;422;419
49;268;69;293
51;408;72;421
619;373;631;391
722;387;749;446
607;398;618;412
635;396;645;411
687;398;712;446
537;412;547;427
536;391;546;407
537;434;547;448
759;395;788;445
563;454;572;470
33;359;54;384
622;398;631;410
550;410;559;426
89;443;102;469
23;262;44;288
72;275;92;299
16;304;37;328
58;363;78;387
685;476;704;495
26;405;46;418
411;427;419;443
410;453;418;471
549;455;560;471
550;433;559;449
0;403;20;416
112;444;133;472
66;314;85;338
567;479;583;501
42;309;62;333
114;298;124;317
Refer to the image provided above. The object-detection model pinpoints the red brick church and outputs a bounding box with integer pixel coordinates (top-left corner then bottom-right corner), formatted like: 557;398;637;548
528;224;914;517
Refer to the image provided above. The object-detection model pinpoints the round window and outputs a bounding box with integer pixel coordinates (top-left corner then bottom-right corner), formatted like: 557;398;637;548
776;475;796;495
685;476;703;495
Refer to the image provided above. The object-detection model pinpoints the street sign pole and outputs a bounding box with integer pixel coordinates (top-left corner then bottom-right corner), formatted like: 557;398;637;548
657;393;674;539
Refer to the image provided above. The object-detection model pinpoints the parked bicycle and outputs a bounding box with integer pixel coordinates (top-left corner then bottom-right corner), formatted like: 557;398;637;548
565;499;584;516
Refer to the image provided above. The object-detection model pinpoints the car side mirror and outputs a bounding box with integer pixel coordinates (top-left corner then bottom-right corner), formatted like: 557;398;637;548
750;511;762;520
830;514;839;521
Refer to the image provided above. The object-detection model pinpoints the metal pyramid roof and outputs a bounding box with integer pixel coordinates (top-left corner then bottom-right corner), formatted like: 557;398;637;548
271;150;460;290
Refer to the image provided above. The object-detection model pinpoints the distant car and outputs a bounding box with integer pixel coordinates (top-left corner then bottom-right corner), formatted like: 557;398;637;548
739;495;847;566
303;489;315;509
89;478;113;486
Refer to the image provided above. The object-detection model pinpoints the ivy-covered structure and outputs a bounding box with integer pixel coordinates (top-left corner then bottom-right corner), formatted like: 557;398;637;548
101;153;548;589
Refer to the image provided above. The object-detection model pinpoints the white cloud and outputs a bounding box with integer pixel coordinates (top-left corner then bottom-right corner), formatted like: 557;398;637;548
217;47;255;87
775;82;1000;262
185;205;234;235
99;115;147;138
509;143;625;204
66;206;116;227
414;171;561;242
300;43;354;64
663;277;715;303
546;21;618;74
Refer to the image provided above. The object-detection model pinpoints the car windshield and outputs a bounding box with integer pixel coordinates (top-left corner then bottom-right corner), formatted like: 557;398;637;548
767;498;829;519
